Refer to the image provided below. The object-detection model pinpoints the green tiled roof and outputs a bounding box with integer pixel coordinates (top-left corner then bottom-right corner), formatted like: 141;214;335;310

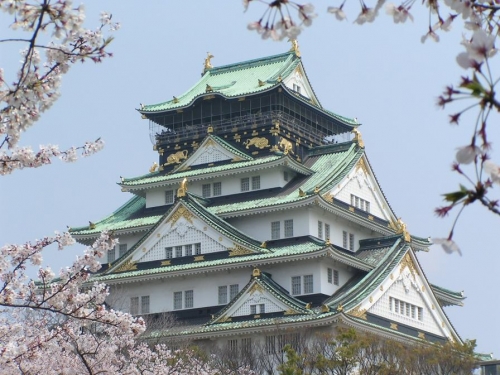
140;52;301;113
121;155;281;187
93;238;326;282
69;196;157;237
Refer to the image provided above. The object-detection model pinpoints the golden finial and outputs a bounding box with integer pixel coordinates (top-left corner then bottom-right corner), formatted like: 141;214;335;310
337;304;344;312
326;238;331;246
203;52;214;73
177;178;188;198
290;39;301;57
305;302;312;309
207;125;213;134
314;186;320;194
252;268;261;277
258;79;266;87
172;96;179;104
351;128;365;148
298;188;306;197
321;304;330;313
277;75;282;82
260;241;267;248
89;221;96;230
149;162;158;173
206;84;213;93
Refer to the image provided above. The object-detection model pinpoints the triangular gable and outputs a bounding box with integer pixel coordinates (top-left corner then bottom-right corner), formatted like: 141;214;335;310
210;269;311;324
348;250;461;342
283;63;320;106
107;199;264;273
174;135;253;171
329;155;396;223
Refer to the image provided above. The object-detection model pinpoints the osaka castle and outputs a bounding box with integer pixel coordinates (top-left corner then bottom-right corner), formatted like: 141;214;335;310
70;43;465;349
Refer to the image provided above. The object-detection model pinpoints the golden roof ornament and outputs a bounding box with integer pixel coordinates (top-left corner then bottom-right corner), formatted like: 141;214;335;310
89;221;96;230
149;162;158;173
207;125;213;134
351;127;365;148
172;96;179;104
290;39;301;57
390;217;411;242
260;241;267;248
252;268;261;278
305;302;312;309
325;238;331;246
203;52;214;73
177;178;188;198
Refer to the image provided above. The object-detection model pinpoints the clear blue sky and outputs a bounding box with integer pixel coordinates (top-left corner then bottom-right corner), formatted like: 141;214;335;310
1;1;498;356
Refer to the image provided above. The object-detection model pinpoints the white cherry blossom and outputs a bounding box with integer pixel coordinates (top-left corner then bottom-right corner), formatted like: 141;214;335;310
432;238;462;255
455;144;481;164
484;160;500;184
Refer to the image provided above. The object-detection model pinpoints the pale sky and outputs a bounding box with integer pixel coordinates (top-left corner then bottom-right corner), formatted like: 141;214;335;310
1;1;498;357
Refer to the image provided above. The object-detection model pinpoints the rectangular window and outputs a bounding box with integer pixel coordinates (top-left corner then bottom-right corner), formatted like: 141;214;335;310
228;339;238;353
271;221;280;240
175;245;183;258
230;284;239;300
366;201;370;213
165;190;174;204
304;275;313;294
184;290;193;308
293;83;301;94
195;243;201;255
130;297;139;315
173;292;182;310
119;244;128;257
185;244;193;256
218;286;228;305
391;297;423;321
318;221;323;239
202;183;211;198
291;276;301;295
141;296;150;314
351;194;355;206
242;338;252;354
165;247;173;259
349;233;355;251
241;177;250;192
252;175;261;190
327;268;333;284
260;303;265;313
333;269;339;286
350;194;370;213
108;248;115;263
266;336;276;355
213;182;222;196
250;304;257;315
284;219;294;238
325;224;330;241
355;196;360;208
343;231;348;248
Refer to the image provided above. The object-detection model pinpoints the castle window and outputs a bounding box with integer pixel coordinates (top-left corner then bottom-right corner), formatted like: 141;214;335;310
218;286;228;305
328;268;333;284
165;247;173;259
184;290;194;308
343;231;347;248
119;244;128;257
185;244;193;256
195;243;201;255
292;275;313;295
284;219;294;237
343;231;355;250
108;248;115;263
165;190;174;204
241;177;250;192
213;182;222;196
173;291;182;310
175;246;183;258
242;338;252;355
228;339;238;353
252;175;261;190
202;183;211;198
293;83;301;94
250;303;265;314
318;220;323;239
350;194;370;213
334;269;339;286
141;296;150;314
230;284;239;300
271;221;281;240
325;224;330;241
130;295;149;315
349;233;355;251
390;297;423;321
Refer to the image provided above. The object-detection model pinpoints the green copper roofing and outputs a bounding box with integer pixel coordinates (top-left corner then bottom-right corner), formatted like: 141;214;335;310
208;143;362;216
140;52;301;113
121;155;281;187
92;238;326;282
69;195;158;237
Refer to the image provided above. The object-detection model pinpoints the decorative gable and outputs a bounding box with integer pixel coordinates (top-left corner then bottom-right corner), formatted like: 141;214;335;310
349;251;459;341
211;269;311;324
331;157;394;222
283;65;319;106
176;135;252;170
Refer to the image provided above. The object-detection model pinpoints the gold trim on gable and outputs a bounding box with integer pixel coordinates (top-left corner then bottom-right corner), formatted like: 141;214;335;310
168;206;194;226
228;244;254;257
115;260;137;273
400;253;419;278
349;306;367;320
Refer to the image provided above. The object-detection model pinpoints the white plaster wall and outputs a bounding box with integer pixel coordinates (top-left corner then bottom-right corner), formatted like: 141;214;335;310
144;167;291;208
105;232;144;263
334;171;386;220
369;279;443;336
318;260;353;296
227;208;308;242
